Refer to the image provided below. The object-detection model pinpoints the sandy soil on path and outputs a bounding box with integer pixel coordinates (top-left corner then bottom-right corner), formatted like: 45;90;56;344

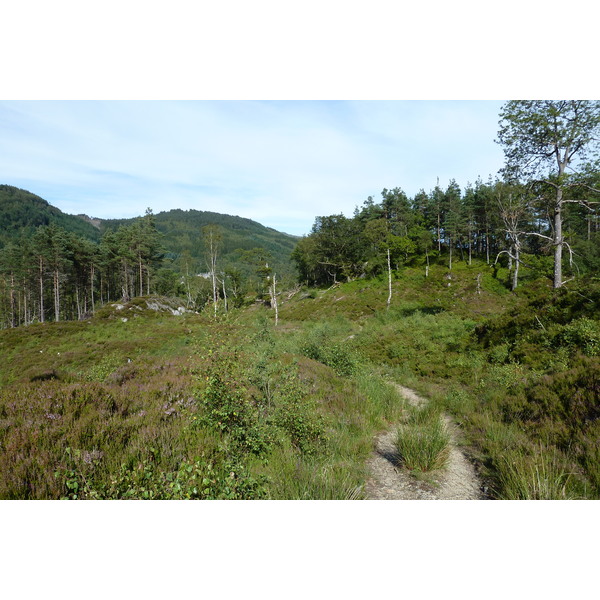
366;385;483;500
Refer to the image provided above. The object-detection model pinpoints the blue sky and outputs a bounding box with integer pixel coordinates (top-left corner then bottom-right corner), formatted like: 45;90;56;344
0;100;506;236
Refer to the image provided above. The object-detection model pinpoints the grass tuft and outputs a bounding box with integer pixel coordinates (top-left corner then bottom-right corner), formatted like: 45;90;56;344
495;445;581;500
395;406;451;472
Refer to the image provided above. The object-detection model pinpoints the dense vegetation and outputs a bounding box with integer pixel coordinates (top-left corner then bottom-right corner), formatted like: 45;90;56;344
1;100;599;500
293;101;600;292
0;300;404;499
292;178;600;290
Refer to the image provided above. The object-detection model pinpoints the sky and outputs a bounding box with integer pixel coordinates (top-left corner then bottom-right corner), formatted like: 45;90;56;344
0;100;507;236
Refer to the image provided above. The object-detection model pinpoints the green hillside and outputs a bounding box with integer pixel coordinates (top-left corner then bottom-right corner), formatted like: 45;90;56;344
99;208;298;278
0;185;297;278
0;185;101;247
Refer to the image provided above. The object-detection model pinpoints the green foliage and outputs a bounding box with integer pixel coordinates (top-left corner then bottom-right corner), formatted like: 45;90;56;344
200;372;273;456
300;327;359;377
0;185;101;249
556;317;600;357
2;222;600;501
271;369;327;455
54;447;266;500
102;207;298;284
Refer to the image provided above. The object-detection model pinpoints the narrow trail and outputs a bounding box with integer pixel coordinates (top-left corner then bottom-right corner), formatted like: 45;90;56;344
366;385;484;500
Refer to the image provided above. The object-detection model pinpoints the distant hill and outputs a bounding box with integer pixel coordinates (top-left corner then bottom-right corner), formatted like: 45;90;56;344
0;185;101;247
0;185;298;278
99;209;298;275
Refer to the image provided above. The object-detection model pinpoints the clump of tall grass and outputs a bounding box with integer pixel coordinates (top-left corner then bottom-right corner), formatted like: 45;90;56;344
354;372;405;425
495;444;581;500
252;442;366;499
395;404;451;472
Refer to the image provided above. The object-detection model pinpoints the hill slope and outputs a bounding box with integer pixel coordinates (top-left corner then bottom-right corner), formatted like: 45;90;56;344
99;208;299;277
0;185;101;247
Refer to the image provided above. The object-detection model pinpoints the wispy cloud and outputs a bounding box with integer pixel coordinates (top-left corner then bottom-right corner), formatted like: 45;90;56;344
0;100;505;235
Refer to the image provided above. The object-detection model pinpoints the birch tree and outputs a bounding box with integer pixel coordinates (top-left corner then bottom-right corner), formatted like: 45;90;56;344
202;224;222;318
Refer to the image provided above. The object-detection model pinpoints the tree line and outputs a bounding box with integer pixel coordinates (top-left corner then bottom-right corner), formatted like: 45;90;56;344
2;101;599;327
0;209;163;328
0;210;286;329
292;101;600;293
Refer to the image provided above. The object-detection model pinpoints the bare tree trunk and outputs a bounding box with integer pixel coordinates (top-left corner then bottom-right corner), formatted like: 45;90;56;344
512;244;520;291
222;276;228;314
211;269;218;318
138;256;143;297
185;262;193;308
272;274;278;326
553;200;563;289
39;257;45;323
468;230;472;266
75;285;82;320
122;259;130;302
9;273;16;328
386;247;392;310
90;264;95;314
23;281;30;326
53;269;60;322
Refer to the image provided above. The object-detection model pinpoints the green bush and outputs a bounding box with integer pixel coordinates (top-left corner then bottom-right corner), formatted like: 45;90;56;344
55;447;266;500
200;373;272;456
556;317;600;357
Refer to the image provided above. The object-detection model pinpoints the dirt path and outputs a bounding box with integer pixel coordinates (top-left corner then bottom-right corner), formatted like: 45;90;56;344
366;384;483;500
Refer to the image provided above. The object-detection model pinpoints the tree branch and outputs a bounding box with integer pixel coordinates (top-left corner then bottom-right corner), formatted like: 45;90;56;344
494;250;535;269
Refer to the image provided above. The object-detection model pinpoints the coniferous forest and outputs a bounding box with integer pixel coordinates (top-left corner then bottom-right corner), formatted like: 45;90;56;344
1;100;599;500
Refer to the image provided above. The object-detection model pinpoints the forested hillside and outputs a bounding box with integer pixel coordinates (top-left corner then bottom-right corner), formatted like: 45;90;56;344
0;189;297;328
0;185;101;247
293;101;600;292
99;208;298;281
292;176;600;292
